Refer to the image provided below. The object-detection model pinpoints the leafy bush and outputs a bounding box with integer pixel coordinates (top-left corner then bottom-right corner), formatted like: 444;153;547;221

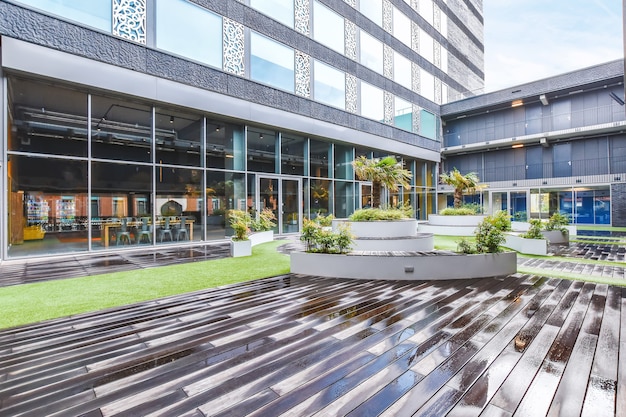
228;210;251;241
300;218;353;254
250;208;276;232
439;207;477;216
545;212;569;233
457;238;477;254
488;210;512;232
521;219;544;240
349;206;411;221
315;213;334;227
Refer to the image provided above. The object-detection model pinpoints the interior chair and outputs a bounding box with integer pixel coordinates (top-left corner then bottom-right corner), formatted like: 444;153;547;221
175;216;189;241
159;216;173;242
116;217;132;245
136;217;152;244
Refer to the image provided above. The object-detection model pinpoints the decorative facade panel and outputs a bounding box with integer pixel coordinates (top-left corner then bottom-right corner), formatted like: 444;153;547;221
344;0;356;7
411;62;420;93
412;104;421;133
383;44;393;78
411;21;419;53
384;92;393;124
112;0;146;44
346;74;358;114
410;0;419;11
295;0;310;36
433;4;441;32
434;41;441;69
434;78;442;104
382;0;392;33
345;20;357;60
295;51;311;98
223;18;245;76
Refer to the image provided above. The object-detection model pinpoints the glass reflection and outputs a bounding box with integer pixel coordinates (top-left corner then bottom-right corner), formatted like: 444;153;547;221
247;129;277;173
207;121;245;170
9;77;88;157
360;82;384;121
310;139;331;178
206;171;246;239
155;108;202;167
250;32;295;92
156;167;203;243
313;60;346;109
8;155;88;257
281;134;306;176
360;31;383;74
313;1;345;54
310;179;331;218
334;144;353;180
14;0;111;32
250;0;294;27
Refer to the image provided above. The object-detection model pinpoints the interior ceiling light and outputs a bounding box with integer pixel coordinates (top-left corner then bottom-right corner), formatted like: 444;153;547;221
512;143;524;148
511;100;524;108
169;116;174;124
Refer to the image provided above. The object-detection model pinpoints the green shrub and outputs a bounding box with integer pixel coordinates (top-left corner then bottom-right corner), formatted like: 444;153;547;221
545;212;569;233
462;202;483;214
250;207;276;232
349;207;411;221
457;238;477;254
315;213;334;227
474;217;506;253
521;219;544;239
228;210;251;241
439;207;477;216
301;218;353;254
488;210;512;232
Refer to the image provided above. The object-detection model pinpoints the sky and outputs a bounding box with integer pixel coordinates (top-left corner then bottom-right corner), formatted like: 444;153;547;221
483;0;624;92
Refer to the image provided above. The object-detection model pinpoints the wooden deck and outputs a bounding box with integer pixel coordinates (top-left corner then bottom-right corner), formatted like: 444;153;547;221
0;273;624;416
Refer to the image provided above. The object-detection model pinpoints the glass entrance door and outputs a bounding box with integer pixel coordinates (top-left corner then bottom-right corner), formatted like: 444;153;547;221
257;176;301;234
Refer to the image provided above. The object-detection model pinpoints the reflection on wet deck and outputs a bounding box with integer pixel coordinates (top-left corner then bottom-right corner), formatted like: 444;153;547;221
0;273;624;416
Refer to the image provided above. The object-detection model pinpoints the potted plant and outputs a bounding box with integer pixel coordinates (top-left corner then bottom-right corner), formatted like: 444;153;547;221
249;207;276;245
228;209;252;257
505;218;548;255
542;212;570;244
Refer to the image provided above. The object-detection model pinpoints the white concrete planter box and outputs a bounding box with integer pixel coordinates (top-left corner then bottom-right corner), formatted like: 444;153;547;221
352;234;434;252
290;251;517;281
249;230;274;246
332;219;418;238
504;233;548;256
511;221;576;237
542;230;569;244
428;214;486;227
230;239;252;257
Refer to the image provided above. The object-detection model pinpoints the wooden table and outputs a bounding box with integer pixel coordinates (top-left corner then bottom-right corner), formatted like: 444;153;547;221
102;219;194;247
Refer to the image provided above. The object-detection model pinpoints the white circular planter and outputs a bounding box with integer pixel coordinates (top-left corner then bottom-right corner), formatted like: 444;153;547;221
332;219;418;238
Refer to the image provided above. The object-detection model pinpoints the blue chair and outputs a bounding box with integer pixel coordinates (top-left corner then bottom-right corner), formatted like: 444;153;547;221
116;218;132;245
136;217;152;244
159;217;173;242
175;216;189;241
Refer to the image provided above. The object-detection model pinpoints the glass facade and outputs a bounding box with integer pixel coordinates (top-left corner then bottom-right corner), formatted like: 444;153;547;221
14;0;111;32
313;60;346;109
5;75;432;258
313;1;344;54
250;32;295;92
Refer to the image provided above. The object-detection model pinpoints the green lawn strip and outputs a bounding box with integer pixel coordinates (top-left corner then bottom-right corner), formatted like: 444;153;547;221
571;237;626;246
0;241;290;330
434;235;472;251
517;266;626;287
576;225;626;232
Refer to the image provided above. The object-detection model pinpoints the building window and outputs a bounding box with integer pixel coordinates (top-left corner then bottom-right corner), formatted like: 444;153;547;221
360;0;382;26
156;0;222;69
360;30;383;74
14;0;112;32
420;109;437;140
393;51;412;90
250;0;294;27
313;1;345;54
250;32;295;92
360;82;384;121
419;0;434;27
392;7;411;47
420;69;435;102
419;28;434;63
394;97;413;131
313;60;346;109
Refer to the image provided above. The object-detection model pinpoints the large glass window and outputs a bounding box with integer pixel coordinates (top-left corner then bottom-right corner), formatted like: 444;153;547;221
156;0;222;68
206;171;246;238
310;179;332;217
420;69;435;102
360;30;383;74
250;32;295;92
207;121;245;170
334;181;355;218
334;144;354;180
281;134;306;176
392;7;411;47
14;0;111;32
250;0;294;27
393;51;412;90
419;0;434;26
420;110;437;140
360;82;384;121
8;155;88;257
155;108;202;167
8;77;88;157
310;139;331;178
360;0;382;26
91;95;152;163
394;97;413;131
247;129;277;173
313;61;346;109
419;29;434;63
313;1;345;54
91;161;152;249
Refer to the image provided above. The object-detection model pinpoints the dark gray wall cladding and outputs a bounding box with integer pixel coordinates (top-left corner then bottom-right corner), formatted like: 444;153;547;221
611;183;626;226
442;60;625;116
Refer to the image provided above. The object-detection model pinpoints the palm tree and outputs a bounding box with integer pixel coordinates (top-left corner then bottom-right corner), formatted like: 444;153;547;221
352;156;412;208
439;168;480;208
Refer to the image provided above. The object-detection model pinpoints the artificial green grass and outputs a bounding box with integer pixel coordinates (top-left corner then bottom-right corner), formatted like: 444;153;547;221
0;240;290;330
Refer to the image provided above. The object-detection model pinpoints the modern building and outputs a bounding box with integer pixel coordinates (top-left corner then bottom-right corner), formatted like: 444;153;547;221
0;0;485;260
440;60;626;226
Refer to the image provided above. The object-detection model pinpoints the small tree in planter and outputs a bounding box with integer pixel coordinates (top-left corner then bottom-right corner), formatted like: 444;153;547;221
250;207;276;232
439;168;480;209
457;211;508;254
301;218;353;253
521;219;544;240
544;212;569;234
352;156;412;208
228;209;252;257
